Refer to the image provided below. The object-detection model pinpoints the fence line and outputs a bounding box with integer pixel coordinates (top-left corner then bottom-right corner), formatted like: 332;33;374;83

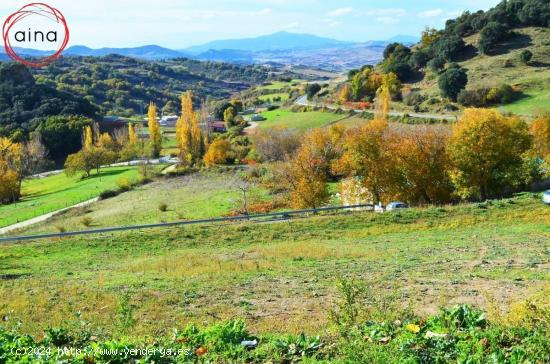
0;204;373;243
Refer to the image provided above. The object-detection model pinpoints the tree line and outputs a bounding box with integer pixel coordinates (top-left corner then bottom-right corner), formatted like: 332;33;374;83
269;109;550;209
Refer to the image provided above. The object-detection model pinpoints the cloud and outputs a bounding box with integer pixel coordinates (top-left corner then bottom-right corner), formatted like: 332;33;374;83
282;21;300;30
376;16;400;24
328;7;353;17
365;8;406;17
418;9;443;18
256;8;272;15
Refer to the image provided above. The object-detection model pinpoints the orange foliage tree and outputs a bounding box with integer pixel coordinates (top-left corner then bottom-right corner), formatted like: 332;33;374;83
177;91;204;165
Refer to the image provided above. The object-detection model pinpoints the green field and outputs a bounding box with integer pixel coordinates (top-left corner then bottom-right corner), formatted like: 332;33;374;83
500;89;550;116
11;171;270;234
1;192;548;341
259;109;347;131
258;79;303;91
258;92;289;103
0;167;139;228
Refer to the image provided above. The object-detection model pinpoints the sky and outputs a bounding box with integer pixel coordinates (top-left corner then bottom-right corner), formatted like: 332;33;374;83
0;0;502;49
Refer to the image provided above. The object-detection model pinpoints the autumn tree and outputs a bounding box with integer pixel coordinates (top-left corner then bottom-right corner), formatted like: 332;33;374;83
17;135;50;196
334;120;394;205
203;138;233;167
448;108;531;200
530;113;550;159
176;91;204;165
148;102;162;157
338;84;350;104
0;137;22;203
390;125;453;204
128;123;138;145
83;125;93;149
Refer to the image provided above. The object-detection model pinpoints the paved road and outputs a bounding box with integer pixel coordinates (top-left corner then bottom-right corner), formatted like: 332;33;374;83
0;197;99;236
295;95;457;121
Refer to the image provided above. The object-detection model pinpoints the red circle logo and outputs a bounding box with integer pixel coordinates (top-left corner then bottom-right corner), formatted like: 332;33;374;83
2;3;69;68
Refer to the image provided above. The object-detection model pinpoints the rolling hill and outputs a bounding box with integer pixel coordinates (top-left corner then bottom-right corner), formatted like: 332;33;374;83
407;27;550;116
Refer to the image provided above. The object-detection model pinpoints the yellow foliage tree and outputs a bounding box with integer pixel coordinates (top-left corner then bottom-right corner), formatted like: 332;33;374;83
333;119;392;205
338;84;350;104
530;113;550;159
449;108;531;200
128;123;138;145
176;91;204;165
0;137;22;203
148;102;162;157
389;126;453;204
203;139;232;167
83;125;93;149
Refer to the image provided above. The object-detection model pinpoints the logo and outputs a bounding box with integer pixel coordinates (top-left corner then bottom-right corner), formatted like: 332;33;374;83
2;3;69;67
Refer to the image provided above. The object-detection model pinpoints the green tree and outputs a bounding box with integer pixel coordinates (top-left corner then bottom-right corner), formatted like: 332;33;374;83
438;64;468;101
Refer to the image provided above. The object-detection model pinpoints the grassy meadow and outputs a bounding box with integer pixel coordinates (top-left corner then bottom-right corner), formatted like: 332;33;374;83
258;109;347;131
8;171;270;235
0;192;548;341
0;166;139;228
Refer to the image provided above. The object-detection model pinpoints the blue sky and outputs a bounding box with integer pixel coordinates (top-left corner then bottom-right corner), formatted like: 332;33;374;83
1;0;502;48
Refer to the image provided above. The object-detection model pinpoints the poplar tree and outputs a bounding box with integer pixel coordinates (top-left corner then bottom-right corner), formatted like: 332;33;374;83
148;102;162;157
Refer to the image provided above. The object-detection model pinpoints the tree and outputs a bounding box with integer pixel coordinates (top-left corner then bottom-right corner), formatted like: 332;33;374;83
420;27;442;48
17;135;50;196
147;102;162;157
280;130;334;209
306;83;322;99
128;123;138;145
334;120;393;205
338;84;350;104
253;127;301;162
224;106;237;128
176;91;204;166
203;138;233;167
519;49;533;64
433;35;466;61
83;126;93;149
34;115;93;161
530;113;550;159
0;137;22;203
448;108;532;200
478;21;509;54
390;126;453;204
438;64;468;101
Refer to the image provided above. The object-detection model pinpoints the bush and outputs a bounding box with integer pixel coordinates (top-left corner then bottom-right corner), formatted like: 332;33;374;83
158;202;168;212
80;216;93;227
519;49;533;64
403;91;425;106
99;189;119;200
427;57;446;72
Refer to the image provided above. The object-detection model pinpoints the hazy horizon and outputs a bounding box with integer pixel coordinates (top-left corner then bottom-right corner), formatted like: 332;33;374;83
1;0;501;49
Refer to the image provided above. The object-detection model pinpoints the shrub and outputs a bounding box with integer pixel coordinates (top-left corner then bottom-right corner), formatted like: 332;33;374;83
519;49;533;64
80;216;93;227
158;202;168;212
99;189;119;200
428;57;446;72
403;91;425;106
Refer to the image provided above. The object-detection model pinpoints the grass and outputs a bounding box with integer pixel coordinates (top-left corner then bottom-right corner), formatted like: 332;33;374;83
499;89;550;116
0;192;548;340
258;79;303;91
259;109;347;131
11;171;270;234
258;92;289;103
0;166;139;228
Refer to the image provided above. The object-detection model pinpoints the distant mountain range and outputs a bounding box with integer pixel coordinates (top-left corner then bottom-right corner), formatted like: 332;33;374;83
1;32;419;71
